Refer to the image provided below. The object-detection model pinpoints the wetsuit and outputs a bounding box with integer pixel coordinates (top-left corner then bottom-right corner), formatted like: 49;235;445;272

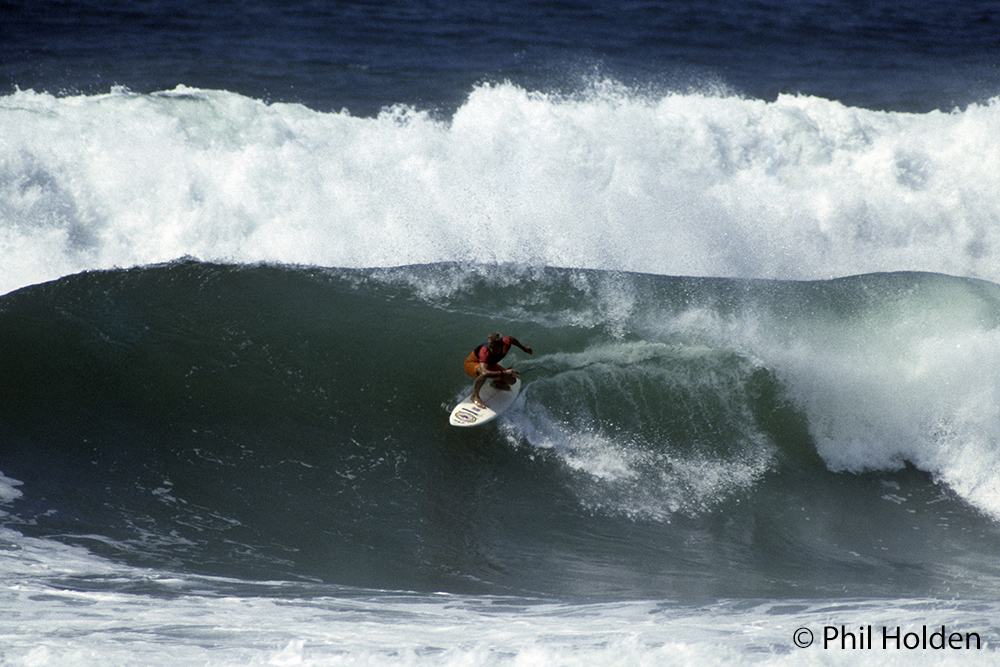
463;337;512;378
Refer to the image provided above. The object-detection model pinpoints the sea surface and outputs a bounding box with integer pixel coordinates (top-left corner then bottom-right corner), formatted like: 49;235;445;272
3;1;1000;664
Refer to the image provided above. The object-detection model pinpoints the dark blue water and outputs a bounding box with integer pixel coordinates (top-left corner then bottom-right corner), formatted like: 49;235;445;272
5;0;999;115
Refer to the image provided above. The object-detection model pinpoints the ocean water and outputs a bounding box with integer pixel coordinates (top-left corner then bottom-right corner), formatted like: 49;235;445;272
3;1;1000;664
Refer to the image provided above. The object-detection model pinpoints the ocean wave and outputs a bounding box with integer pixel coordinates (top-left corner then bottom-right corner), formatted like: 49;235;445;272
3;262;1000;598
3;84;999;295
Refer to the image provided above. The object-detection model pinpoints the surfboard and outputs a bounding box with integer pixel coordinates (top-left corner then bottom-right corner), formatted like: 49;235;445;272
449;377;521;427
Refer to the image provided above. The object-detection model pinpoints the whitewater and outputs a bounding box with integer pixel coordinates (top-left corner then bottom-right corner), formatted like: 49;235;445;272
3;83;999;295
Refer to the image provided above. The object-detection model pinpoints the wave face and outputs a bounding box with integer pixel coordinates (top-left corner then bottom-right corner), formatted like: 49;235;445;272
4;261;1000;600
3;85;1000;295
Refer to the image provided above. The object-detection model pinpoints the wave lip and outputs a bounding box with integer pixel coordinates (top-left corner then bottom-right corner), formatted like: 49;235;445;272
748;274;1000;521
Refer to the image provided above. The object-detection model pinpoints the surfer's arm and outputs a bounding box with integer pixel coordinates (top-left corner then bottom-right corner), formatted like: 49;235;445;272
508;337;533;355
477;362;509;379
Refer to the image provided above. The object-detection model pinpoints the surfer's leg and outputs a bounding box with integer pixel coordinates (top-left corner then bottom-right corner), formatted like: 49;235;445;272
463;354;480;379
471;373;489;408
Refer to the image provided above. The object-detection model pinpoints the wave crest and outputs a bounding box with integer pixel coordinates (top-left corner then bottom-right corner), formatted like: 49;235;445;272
3;85;1000;295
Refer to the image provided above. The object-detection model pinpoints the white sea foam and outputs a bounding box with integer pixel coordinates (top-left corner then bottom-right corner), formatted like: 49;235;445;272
3;84;999;294
0;471;23;507
1;527;997;666
704;277;1000;521
765;323;1000;519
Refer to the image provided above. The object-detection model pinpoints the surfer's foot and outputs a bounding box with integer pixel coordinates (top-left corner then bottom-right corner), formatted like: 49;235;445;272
491;381;511;390
472;396;486;409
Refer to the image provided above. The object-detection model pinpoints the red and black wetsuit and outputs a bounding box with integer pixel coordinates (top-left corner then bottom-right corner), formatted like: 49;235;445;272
463;337;512;378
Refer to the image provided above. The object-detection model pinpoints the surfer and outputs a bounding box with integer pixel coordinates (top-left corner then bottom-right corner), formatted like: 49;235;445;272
464;333;533;409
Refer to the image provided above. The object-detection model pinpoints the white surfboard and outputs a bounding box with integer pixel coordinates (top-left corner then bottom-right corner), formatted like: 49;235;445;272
449;377;521;427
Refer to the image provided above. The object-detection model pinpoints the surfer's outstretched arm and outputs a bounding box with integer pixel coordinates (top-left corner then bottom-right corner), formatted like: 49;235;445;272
507;337;533;355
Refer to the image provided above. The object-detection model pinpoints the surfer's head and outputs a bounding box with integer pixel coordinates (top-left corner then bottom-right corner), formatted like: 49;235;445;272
487;333;502;347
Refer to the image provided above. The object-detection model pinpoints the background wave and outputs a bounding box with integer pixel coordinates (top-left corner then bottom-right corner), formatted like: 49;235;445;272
3;84;1000;295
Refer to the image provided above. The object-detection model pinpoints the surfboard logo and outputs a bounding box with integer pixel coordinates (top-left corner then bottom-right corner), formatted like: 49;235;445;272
453;409;480;424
